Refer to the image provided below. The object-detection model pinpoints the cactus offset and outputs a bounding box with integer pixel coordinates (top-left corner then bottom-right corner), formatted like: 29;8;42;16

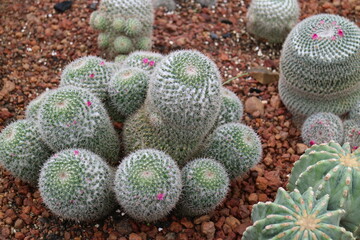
217;87;243;126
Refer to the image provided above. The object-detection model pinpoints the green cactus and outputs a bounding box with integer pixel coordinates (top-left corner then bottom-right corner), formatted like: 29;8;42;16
108;67;150;117
114;149;182;222
301;112;344;146
0;120;52;185
287;141;360;236
152;0;176;11
91;12;111;31
97;33;111;49
196;0;217;7
36;86;120;164
113;36;134;54
343;120;360;150
60;56;112;101
202;123;262;179
279;14;360;117
217;87;243;126
176;158;229;216
123;51;164;73
243;187;355;240
349;100;360;122
246;0;300;43
39;149;116;221
25;90;53;121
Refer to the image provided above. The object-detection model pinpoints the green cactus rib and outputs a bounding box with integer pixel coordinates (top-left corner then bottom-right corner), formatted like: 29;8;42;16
243;187;355;240
39;149;116;221
287;141;360;236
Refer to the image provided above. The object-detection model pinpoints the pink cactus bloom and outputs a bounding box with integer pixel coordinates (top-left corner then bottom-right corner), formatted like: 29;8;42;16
331;36;336;41
319;20;325;24
99;61;105;66
312;34;319;40
338;29;344;37
309;140;316;146
86;101;92;107
149;61;155;66
353;146;359;150
157;193;165;200
143;58;149;64
89;73;95;78
74;150;79;155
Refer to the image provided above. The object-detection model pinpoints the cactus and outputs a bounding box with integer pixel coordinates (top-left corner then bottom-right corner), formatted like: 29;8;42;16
196;0;217;7
89;0;154;58
0;120;52;185
123;51;164;73
349;100;360;122
36;86;120;164
39;149;116;221
25;90;53;121
108;67;150;117
176;158;229;216
60;56;112;101
301;112;344;146
279;14;360;117
217;87;243;126
148;50;222;139
343;120;360;150
287;141;360;236
152;0;176;11
242;187;355;240
114;149;182;222
246;0;300;43
202;123;262;179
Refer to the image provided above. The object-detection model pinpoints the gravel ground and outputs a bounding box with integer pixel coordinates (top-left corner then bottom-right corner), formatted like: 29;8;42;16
0;0;359;239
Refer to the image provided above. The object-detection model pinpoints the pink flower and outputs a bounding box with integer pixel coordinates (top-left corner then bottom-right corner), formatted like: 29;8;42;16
73;120;77;124
312;34;318;40
319;20;325;24
143;58;149;64
89;73;95;78
309;140;316;146
100;61;105;66
332;21;337;25
149;61;155;66
338;29;344;37
74;150;79;155
353;146;359;151
331;36;336;41
86;101;92;107
157;193;165;200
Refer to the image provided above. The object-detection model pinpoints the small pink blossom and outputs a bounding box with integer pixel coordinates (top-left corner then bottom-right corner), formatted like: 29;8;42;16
143;58;149;64
86;101;92;107
73;120;77;124
89;73;95;78
100;61;105;66
74;150;79;155
353;146;359;150
309;140;316;146
332;21;337;25
312;34;318;40
331;36;336;40
157;193;165;200
319;20;325;24
149;61;155;66
357;131;360;135
338;29;344;37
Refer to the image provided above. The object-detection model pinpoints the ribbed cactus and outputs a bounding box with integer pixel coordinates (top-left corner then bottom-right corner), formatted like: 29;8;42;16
36;86;120;164
123;51;164;73
301;112;344;146
217;87;243;126
202;123;262;179
243;187;355;240
39;149;116;221
152;0;176;11
148;50;221;139
279;14;360;117
287;141;360;236
108;67;150;117
25;90;53;121
89;0;154;58
176;158;229;216
114;149;182;222
246;0;300;43
343;120;360;150
0;120;52;185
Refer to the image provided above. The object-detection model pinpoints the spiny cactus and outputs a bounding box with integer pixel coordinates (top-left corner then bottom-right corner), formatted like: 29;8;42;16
217;87;243;126
343;120;360;150
60;56;112;101
148;50;222;139
243;187;355;240
123;51;164;73
301;112;344;146
196;0;217;7
39;149;116;221
246;0;300;43
36;86;120;164
202;123;262;179
152;0;176;11
349;100;360;122
25;90;53;121
287;141;360;236
114;149;182;222
176;158;229;216
279;14;360;117
89;0;154;58
0;120;52;185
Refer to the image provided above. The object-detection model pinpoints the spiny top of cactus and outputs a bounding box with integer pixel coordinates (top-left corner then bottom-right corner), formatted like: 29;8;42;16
243;187;355;240
248;0;299;19
123;51;164;72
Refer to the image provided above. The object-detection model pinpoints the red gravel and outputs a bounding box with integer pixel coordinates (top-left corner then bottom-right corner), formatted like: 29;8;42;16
0;0;359;239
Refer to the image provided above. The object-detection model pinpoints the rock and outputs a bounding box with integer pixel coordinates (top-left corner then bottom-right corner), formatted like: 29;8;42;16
296;143;308;155
225;216;240;230
115;219;133;235
1;226;10;238
249;67;279;84
165;232;176;240
220;19;233;25
129;233;142;240
169;222;182;233
0;80;15;100
258;193;267;202
210;32;219;40
245;97;264;116
54;1;72;13
256;176;268;190
88;3;98;10
270;95;281;109
247;193;258;204
15;232;25;240
201;221;215;240
194;215;211;225
180;218;194;229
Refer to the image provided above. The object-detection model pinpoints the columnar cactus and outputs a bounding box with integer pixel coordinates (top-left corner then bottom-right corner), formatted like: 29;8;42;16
25;90;53;121
217;87;243;126
123;51;164;73
114;149;182;222
39;149;116;221
60;56;112;101
343;120;360;150
36;86;120;164
0;120;52;185
202;123;262;179
246;0;300;43
287;141;360;236
89;0;154;58
242;187;355;240
279;14;360;117
176;158;229;216
301;112;344;146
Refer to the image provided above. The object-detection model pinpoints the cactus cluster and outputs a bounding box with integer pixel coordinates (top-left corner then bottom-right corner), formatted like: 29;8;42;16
89;0;154;58
279;14;360;117
246;0;300;43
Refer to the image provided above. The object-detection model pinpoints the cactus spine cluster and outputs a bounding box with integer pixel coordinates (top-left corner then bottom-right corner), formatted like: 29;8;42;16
243;187;355;240
279;14;360;117
123;51;164;73
114;149;182;222
217;87;243;126
288;141;360;236
89;0;154;58
39;149;116;221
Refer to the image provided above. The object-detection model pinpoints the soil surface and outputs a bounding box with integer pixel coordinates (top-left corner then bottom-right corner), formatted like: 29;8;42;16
0;0;359;239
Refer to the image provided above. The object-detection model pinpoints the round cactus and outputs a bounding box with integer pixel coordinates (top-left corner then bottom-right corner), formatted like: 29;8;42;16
176;158;229;217
246;0;300;43
114;149;182;222
202;123;262;179
91;12;111;31
124;18;143;37
113;35;134;54
25;90;53;121
60;56;112;101
0;120;52;185
39;149;116;221
349;100;360;122
279;14;360;117
287;141;360;236
135;36;152;51
243;187;355;240
148;50;222;139
98;33;111;49
301;112;344;146
36;86;120;164
343;120;360;150
123;51;164;73
108;67;150;117
217;87;243;126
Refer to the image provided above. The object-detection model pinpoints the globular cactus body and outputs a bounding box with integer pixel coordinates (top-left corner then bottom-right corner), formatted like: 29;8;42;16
217;87;243;126
123;51;164;73
343;120;360;150
25;90;53;121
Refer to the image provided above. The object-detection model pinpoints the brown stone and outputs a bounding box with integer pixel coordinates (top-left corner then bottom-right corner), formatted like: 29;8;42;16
247;193;258;204
296;143;308;155
194;215;211;225
249;67;279;84
180;217;194;229
15;232;25;240
256;176;268;190
1;226;10;238
258;193;268;202
270;95;281;109
169;222;183;233
245;97;264;116
129;233;142;240
225;216;240;230
201;221;215;240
